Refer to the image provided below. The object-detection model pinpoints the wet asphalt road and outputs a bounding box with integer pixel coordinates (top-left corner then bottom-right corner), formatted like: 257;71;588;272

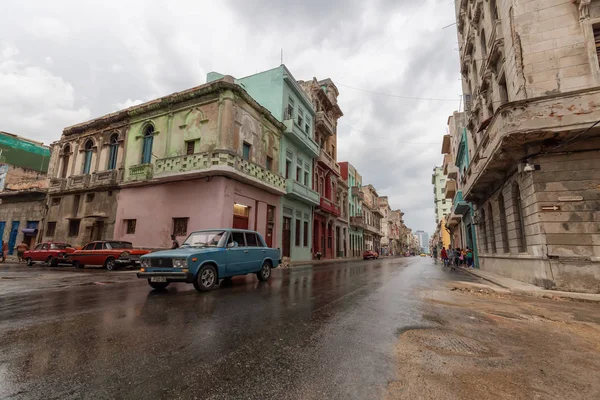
0;257;476;400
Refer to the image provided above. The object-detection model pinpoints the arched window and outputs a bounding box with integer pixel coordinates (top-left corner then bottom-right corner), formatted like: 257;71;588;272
61;144;71;179
498;192;509;253
107;133;119;170
480;207;488;252
141;125;154;164
512;183;527;252
488;203;496;253
82;139;94;175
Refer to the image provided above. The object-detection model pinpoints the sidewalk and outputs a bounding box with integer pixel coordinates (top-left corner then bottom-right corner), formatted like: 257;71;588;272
461;267;600;303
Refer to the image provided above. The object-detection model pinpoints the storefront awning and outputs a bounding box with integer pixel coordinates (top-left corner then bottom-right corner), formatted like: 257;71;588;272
22;228;38;236
454;201;471;215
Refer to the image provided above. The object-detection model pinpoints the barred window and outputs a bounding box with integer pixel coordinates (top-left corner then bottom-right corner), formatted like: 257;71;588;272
125;219;137;235
173;218;189;236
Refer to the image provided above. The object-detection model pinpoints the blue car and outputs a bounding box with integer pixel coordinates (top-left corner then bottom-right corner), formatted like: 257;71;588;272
137;229;281;292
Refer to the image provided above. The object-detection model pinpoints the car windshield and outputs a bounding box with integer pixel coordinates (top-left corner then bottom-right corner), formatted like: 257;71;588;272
182;231;227;248
50;244;69;250
105;242;134;249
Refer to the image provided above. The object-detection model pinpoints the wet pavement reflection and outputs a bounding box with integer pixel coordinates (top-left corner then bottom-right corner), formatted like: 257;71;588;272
0;257;476;399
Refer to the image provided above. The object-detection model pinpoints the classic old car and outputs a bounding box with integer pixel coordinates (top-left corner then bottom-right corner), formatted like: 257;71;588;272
24;242;76;267
363;250;379;260
68;241;151;270
137;229;281;292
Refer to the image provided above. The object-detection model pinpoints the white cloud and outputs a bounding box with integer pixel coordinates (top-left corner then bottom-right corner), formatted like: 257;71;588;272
45;56;53;65
22;16;71;42
114;98;143;110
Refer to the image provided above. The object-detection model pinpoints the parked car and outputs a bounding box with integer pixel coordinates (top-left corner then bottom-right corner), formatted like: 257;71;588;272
363;250;379;260
68;241;151;270
137;229;281;292
24;242;75;267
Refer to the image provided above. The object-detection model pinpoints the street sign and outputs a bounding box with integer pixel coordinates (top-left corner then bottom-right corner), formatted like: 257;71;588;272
558;196;583;202
541;205;560;211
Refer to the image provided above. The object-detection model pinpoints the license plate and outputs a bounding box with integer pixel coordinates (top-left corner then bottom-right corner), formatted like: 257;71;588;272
150;277;167;283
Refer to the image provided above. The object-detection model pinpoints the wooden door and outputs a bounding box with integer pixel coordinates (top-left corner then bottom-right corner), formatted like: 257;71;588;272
233;215;249;229
282;217;291;258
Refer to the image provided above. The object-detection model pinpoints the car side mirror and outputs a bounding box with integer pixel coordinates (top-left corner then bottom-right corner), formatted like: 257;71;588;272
227;242;238;248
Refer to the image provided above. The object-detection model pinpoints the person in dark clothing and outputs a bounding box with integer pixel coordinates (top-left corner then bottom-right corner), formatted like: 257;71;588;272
171;235;180;249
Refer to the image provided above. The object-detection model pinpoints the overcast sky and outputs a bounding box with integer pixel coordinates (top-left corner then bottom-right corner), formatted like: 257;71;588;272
1;0;461;234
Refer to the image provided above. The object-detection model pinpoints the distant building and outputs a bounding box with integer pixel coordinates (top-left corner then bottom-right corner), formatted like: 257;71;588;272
415;230;429;253
431;166;451;225
0;132;50;253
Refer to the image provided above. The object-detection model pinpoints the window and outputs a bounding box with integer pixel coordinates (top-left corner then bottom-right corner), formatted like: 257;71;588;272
141;125;154;164
480;29;487;58
94;242;105;250
303;221;309;247
513;183;527;252
488;203;496;253
172;218;188;237
34;244;43;251
51;197;61;206
232;231;246;247
108;191;113;197
304;171;309;186
185;140;195;155
266;156;273;171
285;97;294;120
242;142;251;161
297;108;304;127
245;232;259;247
498;193;509;253
125;219;136;234
68;219;81;237
296;164;302;182
286;159;292;179
498;73;508;105
73;194;80;217
85;193;95;203
82;139;93;174
46;222;56;236
295;219;301;246
61;144;71;179
107;133;119;170
304;116;311;134
490;0;498;20
83;243;95;251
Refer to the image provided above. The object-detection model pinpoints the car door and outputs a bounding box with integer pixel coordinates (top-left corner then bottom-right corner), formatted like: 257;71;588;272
38;243;51;261
90;242;107;265
76;243;96;264
244;232;264;272
30;244;44;261
226;231;250;275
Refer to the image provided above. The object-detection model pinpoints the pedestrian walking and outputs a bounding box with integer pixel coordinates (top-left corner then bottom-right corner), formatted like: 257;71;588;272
170;234;180;249
0;240;4;263
466;247;474;268
16;241;29;262
441;246;449;267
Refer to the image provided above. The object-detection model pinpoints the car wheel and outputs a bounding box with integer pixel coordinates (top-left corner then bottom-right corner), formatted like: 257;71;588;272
73;261;84;269
26;258;33;266
256;261;272;282
148;280;170;290
104;257;116;271
46;256;58;267
193;264;217;292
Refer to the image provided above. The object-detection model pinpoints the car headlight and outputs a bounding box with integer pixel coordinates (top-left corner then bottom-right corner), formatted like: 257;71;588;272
120;251;131;258
141;259;150;268
173;259;188;268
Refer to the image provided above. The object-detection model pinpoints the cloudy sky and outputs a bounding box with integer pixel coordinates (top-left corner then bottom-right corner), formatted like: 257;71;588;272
1;0;461;234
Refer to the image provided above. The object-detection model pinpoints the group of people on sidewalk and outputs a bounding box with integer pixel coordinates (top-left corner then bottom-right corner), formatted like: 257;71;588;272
438;246;474;269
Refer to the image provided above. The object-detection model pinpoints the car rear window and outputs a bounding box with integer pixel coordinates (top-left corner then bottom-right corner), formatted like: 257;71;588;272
245;233;259;247
105;242;133;249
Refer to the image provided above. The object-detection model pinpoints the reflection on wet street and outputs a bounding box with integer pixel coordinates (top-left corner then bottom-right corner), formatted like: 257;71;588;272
0;257;475;399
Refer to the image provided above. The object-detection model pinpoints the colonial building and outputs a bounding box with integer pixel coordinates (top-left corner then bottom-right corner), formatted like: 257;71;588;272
361;184;383;253
455;0;600;292
209;66;320;262
0;132;50;253
340;161;364;257
113;76;285;248
299;78;346;259
442;111;479;265
431;166;451;225
389;209;405;255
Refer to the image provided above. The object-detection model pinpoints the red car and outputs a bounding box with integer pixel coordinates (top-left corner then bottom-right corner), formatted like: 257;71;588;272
363;250;379;260
24;242;76;267
68;241;151;270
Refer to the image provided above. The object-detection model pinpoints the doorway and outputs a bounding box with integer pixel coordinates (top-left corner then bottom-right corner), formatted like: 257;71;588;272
8;221;20;255
282;217;291;257
265;205;275;247
233;203;250;229
90;220;105;241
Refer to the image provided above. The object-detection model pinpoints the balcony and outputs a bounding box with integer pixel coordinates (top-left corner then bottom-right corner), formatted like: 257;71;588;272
283;119;319;157
139;150;286;195
350;215;366;229
441;135;451;154
445;179;457;200
68;174;91;190
129;163;154;182
49;178;66;192
286;179;320;206
315;111;334;136
91;169;121;186
319;197;340;216
351;186;364;199
318;149;341;176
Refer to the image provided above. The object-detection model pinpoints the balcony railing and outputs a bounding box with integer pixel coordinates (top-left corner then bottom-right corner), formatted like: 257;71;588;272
350;216;366;229
91;169;120;185
49;178;66;192
147;150;286;193
445;179;457;200
283;119;319;156
319;197;340;216
315;111;334;136
129;163;154;181
286;179;320;206
318;149;341;175
351;186;364;199
68;174;91;189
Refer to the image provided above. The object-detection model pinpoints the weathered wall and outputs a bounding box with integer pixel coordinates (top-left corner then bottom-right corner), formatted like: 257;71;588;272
4;166;46;188
114;176;280;249
0;193;46;250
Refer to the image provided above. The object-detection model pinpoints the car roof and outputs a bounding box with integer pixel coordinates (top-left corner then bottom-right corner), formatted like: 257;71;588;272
189;229;260;234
